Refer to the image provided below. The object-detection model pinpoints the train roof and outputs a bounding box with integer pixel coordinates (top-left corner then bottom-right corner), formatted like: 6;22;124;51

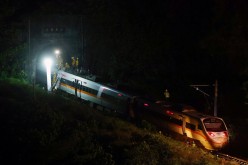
136;98;221;120
182;109;212;119
156;100;215;120
180;105;224;120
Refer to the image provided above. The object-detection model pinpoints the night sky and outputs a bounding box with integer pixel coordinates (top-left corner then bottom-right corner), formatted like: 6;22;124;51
1;0;248;115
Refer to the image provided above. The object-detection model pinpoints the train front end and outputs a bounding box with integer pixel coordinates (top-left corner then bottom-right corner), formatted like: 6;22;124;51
202;117;229;150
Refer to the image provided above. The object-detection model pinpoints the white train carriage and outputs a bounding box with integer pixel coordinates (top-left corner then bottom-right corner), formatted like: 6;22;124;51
182;108;229;150
132;97;229;150
54;71;131;114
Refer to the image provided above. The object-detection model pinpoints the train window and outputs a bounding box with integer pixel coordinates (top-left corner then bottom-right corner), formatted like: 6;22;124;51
186;122;196;130
146;109;182;126
61;79;98;96
101;92;124;105
79;84;97;95
169;117;183;126
203;118;227;132
101;92;115;101
198;124;203;130
62;79;73;87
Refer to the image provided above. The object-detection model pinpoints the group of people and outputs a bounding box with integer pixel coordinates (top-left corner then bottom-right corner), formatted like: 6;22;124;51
52;55;80;84
63;56;79;72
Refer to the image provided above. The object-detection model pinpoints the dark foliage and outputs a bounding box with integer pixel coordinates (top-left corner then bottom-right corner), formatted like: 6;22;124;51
0;80;226;164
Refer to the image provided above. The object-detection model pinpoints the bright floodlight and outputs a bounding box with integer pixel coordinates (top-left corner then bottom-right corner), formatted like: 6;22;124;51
43;57;53;92
54;49;60;55
44;58;52;67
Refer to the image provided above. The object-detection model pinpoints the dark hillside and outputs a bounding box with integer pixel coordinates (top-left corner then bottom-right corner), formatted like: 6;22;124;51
0;79;232;165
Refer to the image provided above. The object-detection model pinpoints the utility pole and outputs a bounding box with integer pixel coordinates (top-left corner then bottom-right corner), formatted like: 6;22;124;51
28;17;35;101
214;80;218;117
190;80;218;116
80;15;85;69
28;17;31;81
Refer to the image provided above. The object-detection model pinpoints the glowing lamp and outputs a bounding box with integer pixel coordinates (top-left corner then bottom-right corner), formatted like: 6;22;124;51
54;49;60;55
166;110;174;115
144;103;149;107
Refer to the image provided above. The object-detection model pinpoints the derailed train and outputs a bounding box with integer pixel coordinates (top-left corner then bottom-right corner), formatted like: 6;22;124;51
130;98;229;150
54;70;229;150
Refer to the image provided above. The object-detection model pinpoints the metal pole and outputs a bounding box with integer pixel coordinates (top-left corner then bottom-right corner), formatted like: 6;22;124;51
28;17;31;76
29;17;36;101
214;80;218;116
81;15;84;67
46;65;52;92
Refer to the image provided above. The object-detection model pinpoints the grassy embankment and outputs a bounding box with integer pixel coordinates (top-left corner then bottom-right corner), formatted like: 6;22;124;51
0;78;237;164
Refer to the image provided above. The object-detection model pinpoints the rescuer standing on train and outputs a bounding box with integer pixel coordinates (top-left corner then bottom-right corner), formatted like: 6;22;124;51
164;89;170;101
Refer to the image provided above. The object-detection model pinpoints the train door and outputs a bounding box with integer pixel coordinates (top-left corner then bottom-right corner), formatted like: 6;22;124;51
74;79;79;97
180;115;187;136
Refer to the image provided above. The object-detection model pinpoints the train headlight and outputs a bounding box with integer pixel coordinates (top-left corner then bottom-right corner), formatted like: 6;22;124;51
208;132;215;137
222;132;228;137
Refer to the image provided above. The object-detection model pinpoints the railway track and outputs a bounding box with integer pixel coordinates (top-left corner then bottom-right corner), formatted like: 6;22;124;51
213;152;248;165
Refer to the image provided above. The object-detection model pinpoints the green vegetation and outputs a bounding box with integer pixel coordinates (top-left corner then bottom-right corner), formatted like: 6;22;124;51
0;79;236;165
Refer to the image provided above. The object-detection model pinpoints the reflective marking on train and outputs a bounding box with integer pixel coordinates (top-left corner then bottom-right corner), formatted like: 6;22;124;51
169;122;208;141
60;82;97;98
